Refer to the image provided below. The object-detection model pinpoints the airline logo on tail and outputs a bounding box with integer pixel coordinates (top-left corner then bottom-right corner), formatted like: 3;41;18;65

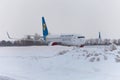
42;17;48;40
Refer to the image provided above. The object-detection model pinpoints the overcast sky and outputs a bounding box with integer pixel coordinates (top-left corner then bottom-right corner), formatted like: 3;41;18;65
0;0;120;40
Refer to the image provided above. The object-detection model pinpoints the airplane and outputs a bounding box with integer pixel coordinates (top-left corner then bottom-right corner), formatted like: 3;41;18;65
41;17;85;47
7;17;85;47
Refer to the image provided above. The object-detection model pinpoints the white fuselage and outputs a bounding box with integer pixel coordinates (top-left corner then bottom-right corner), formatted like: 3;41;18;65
46;34;85;46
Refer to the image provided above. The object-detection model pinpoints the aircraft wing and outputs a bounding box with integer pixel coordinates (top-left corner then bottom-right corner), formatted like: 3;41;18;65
6;32;43;41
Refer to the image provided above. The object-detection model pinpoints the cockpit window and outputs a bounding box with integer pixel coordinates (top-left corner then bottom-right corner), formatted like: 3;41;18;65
78;36;85;38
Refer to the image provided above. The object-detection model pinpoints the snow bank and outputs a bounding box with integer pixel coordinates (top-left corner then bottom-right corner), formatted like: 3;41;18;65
0;75;15;80
0;46;120;80
57;45;120;62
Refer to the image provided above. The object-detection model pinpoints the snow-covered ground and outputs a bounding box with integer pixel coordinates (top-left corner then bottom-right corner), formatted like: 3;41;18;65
0;45;120;80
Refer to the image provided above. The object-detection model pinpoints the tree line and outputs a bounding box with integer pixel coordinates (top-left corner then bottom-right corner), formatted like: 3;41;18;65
85;38;120;45
0;38;120;46
0;40;47;46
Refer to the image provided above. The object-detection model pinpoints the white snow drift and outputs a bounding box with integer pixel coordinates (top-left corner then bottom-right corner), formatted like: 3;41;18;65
0;45;120;80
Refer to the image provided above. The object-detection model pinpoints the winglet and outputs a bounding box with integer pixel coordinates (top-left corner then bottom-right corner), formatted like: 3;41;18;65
7;32;12;39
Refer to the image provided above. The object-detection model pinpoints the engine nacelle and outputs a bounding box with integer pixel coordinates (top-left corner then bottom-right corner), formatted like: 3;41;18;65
80;45;84;47
48;42;58;46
